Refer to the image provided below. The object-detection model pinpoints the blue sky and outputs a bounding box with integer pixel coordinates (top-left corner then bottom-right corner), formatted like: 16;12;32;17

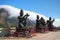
0;0;60;19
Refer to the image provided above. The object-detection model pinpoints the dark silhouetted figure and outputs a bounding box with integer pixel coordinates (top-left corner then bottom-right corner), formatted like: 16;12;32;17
36;15;40;32
15;9;29;37
39;17;46;32
18;10;29;28
18;9;24;28
47;17;55;31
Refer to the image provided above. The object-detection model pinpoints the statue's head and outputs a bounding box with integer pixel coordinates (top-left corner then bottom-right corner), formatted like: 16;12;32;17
25;13;29;17
37;15;39;19
49;17;51;20
40;17;44;19
20;9;24;16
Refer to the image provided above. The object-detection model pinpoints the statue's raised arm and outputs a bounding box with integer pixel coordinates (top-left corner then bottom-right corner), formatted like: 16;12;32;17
23;13;30;20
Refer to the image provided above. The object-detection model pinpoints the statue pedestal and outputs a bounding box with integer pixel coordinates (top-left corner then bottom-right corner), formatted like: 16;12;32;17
14;27;26;37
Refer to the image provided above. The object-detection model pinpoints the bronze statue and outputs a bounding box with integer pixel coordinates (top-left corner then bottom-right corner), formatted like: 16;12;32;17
47;17;55;31
18;10;29;28
36;15;40;32
15;9;29;37
36;15;46;32
39;17;46;32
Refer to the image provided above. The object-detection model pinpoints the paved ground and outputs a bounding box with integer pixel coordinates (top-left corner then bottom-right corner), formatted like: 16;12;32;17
0;31;60;40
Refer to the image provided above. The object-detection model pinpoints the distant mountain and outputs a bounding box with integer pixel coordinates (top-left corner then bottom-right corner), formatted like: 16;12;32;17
0;5;60;27
0;8;9;24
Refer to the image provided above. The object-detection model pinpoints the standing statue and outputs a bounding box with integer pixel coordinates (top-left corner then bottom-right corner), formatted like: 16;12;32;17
18;10;29;28
36;15;46;32
15;9;29;37
39;17;46;32
18;9;24;28
47;17;55;31
36;15;40;32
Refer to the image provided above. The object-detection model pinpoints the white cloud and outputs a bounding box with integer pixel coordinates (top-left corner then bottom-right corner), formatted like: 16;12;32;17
0;5;60;27
53;19;60;27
